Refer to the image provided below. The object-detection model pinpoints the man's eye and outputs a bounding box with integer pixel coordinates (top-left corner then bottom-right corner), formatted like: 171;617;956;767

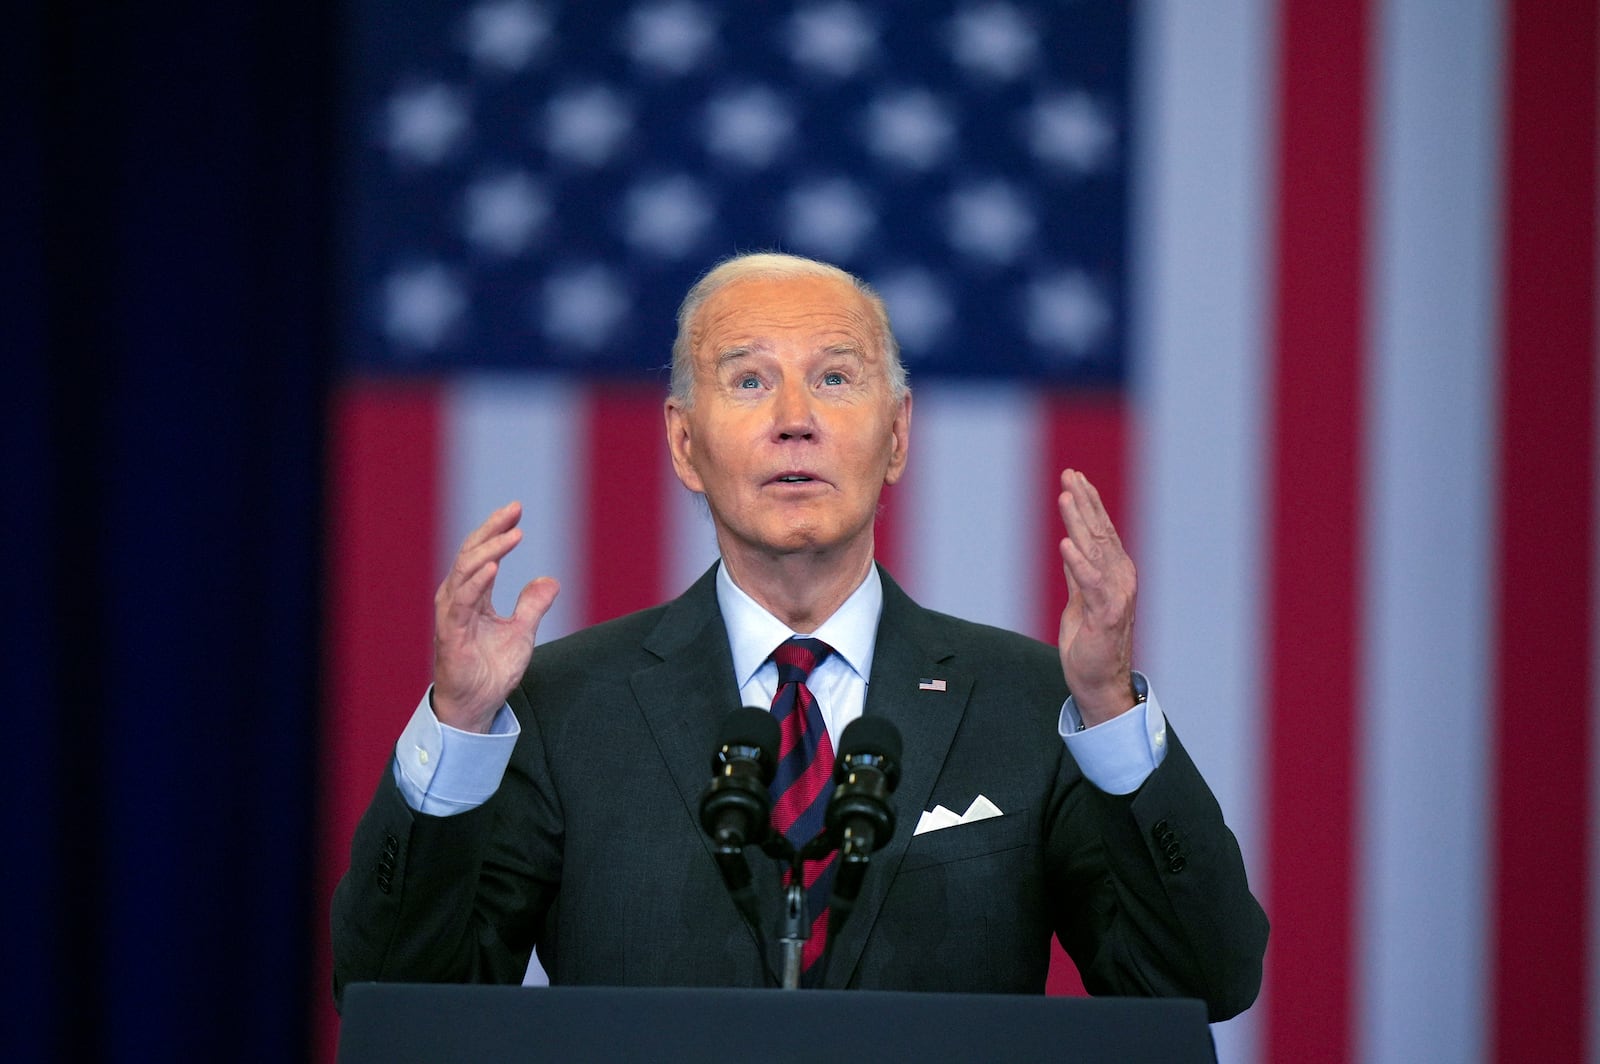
737;376;761;389
822;372;845;386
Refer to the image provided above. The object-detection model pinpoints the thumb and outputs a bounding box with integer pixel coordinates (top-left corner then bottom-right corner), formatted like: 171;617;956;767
512;576;561;632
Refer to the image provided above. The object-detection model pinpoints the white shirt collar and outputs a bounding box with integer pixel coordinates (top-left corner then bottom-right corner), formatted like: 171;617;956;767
716;561;883;689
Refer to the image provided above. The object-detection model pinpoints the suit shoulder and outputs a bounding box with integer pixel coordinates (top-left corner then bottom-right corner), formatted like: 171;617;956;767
525;602;672;680
919;606;1059;669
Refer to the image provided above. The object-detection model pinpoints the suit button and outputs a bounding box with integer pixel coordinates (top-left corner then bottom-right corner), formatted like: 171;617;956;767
383;834;400;855
1151;820;1169;840
1167;856;1187;874
377;873;392;894
1164;841;1182;860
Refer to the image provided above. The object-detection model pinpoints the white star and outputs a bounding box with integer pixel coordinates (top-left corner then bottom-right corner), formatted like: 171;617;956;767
463;171;548;257
625;1;717;75
384;263;467;351
624;175;715;259
948;3;1038;81
462;0;552;73
863;89;956;171
870;268;953;357
783;178;877;259
540;264;631;351
542;85;635;167
1026;270;1112;358
703;85;797;168
946;180;1036;264
1028;91;1116;174
787;2;879;78
385;83;470;166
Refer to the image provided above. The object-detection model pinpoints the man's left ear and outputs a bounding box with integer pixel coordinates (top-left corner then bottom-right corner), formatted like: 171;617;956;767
884;392;912;486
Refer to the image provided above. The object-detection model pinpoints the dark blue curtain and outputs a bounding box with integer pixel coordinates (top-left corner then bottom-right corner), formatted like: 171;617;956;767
9;3;332;1059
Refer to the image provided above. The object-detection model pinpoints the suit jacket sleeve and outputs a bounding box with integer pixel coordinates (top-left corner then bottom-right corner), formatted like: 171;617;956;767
330;683;563;1007
1047;723;1268;1021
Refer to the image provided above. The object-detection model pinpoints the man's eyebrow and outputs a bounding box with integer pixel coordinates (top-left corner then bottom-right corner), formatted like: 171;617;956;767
712;345;762;367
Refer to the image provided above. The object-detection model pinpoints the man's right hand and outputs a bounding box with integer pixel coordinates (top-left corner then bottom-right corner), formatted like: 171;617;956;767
432;501;560;733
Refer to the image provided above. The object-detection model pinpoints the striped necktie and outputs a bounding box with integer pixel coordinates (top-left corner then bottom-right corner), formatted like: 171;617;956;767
767;636;836;980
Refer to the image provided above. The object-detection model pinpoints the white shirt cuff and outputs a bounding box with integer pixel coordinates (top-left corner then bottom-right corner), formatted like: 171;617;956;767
1057;672;1168;795
391;687;521;815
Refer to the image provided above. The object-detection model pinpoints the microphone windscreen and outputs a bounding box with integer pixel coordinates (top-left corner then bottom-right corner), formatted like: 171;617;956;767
836;715;902;769
718;706;781;767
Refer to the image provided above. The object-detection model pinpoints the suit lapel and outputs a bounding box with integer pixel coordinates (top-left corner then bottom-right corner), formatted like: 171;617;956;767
819;566;972;988
631;566;740;823
629;565;785;982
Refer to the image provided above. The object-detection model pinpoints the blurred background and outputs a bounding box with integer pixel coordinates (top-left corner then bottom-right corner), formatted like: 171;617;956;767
11;1;1595;1062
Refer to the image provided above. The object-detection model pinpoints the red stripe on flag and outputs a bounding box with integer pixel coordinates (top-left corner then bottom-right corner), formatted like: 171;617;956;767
313;380;443;1062
873;478;903;581
1039;391;1130;645
583;387;669;625
1041;391;1127;998
1491;1;1597;1058
1264;1;1370;1059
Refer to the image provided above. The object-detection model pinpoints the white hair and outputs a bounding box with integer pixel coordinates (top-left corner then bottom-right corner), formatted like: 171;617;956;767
668;252;909;407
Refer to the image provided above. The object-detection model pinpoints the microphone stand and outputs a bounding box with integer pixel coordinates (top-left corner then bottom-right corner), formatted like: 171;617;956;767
768;833;842;989
761;836;816;989
779;852;806;990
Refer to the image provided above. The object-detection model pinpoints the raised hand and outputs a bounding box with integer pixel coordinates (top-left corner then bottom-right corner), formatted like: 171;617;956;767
432;501;560;733
1056;469;1137;727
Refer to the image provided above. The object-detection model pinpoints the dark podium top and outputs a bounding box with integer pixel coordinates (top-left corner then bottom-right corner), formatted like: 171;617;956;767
337;984;1217;1064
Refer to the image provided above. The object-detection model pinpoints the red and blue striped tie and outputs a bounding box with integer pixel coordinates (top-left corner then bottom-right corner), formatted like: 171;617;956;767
768;636;836;981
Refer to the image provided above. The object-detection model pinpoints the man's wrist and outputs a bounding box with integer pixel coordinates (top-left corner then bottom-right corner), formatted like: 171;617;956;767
1073;675;1144;728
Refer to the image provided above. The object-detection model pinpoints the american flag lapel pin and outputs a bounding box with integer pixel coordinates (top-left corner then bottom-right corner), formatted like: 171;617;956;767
918;678;947;692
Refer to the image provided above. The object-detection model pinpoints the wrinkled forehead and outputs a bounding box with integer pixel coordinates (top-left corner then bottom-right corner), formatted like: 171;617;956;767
687;275;881;364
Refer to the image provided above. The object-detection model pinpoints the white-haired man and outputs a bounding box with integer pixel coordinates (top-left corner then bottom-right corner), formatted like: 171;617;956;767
333;253;1267;1019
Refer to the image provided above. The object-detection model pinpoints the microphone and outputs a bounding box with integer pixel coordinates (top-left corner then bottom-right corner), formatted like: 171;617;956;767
824;716;902;909
700;707;780;852
699;707;781;981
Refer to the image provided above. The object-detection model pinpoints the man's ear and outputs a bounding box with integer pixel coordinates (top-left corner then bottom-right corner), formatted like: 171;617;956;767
883;391;912;486
664;399;704;493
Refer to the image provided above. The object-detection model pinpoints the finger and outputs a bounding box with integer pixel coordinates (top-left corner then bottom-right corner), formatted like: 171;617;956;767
1058;486;1100;565
438;533;521;621
459;501;523;556
1059;533;1103;603
447;526;524;592
443;558;503;620
1062;469;1122;541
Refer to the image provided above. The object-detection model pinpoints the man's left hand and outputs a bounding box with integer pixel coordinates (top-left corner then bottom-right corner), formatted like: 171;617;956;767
1056;468;1138;727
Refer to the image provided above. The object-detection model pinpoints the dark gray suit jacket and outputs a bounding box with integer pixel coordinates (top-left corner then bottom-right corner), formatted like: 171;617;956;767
333;566;1267;1020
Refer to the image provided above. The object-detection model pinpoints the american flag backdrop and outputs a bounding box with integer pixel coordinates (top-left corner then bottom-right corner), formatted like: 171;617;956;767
316;2;1599;1063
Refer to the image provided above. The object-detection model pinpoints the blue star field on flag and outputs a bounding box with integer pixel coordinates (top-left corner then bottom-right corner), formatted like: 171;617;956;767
343;0;1129;384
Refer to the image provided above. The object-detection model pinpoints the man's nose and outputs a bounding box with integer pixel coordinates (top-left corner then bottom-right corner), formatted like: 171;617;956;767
772;379;816;439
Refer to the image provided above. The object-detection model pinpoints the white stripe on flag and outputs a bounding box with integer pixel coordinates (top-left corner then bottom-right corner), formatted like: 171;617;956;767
667;455;721;599
1359;1;1499;1060
1133;2;1272;1060
443;375;584;641
897;386;1043;637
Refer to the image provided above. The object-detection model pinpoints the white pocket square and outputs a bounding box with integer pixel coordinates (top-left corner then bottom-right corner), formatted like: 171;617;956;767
913;794;1004;836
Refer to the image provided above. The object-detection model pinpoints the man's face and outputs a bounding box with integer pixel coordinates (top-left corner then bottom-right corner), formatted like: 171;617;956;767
665;273;911;566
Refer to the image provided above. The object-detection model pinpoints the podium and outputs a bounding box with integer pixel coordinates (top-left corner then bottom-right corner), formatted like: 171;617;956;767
337;983;1217;1063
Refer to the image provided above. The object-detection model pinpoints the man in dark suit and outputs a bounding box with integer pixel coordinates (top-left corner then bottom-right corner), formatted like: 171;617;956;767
332;253;1267;1019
